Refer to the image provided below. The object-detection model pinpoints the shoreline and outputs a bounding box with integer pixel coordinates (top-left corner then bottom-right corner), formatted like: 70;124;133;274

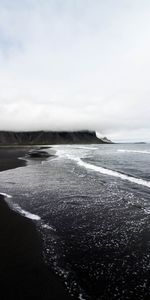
0;147;73;300
0;147;27;172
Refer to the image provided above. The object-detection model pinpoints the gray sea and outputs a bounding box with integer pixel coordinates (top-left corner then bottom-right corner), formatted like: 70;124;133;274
0;144;150;300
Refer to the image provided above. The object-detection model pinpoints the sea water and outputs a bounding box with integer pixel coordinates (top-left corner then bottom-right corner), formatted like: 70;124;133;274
0;144;150;299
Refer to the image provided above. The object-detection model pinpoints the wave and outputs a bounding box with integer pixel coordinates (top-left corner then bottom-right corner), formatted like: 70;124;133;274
0;193;57;233
118;149;150;154
63;154;150;189
0;192;41;220
42;223;56;231
0;192;12;198
76;146;98;150
79;293;86;300
13;204;41;220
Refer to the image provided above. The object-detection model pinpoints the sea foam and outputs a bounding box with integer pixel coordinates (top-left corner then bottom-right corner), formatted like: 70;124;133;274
0;192;12;198
60;153;150;189
13;204;41;220
0;192;40;220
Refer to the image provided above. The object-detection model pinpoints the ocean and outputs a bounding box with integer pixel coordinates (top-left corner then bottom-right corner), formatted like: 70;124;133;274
0;144;150;300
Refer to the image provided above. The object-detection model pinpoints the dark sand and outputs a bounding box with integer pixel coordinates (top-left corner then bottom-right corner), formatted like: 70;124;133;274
0;148;72;300
0;147;27;172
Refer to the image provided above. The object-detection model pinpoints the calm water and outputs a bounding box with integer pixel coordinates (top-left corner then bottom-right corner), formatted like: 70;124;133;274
0;144;150;300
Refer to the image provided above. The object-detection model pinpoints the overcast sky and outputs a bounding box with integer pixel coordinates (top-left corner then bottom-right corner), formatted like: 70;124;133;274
0;0;150;142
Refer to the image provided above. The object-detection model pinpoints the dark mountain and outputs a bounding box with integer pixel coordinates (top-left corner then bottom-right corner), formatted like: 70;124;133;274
0;130;112;145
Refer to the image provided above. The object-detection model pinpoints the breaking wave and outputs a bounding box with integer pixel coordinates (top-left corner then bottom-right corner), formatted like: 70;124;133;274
59;153;150;189
0;192;12;198
0;192;41;220
13;204;41;220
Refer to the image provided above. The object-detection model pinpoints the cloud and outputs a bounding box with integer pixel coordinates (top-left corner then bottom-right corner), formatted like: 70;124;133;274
0;0;150;141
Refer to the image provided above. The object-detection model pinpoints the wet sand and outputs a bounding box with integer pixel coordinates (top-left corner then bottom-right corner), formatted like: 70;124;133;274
0;147;27;172
0;148;72;300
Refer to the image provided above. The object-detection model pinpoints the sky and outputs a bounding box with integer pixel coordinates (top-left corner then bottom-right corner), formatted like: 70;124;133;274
0;0;150;142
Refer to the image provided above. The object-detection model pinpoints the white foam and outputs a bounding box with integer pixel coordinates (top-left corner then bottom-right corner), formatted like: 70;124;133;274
79;294;86;300
76;146;98;150
0;192;12;198
0;193;41;220
144;208;150;214
64;154;150;189
118;149;150;154
42;223;56;231
14;204;41;221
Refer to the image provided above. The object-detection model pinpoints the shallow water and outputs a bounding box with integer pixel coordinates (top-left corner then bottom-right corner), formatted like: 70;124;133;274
0;144;150;299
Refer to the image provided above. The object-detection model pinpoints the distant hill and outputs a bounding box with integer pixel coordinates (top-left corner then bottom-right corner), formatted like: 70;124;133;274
0;130;112;145
134;142;147;144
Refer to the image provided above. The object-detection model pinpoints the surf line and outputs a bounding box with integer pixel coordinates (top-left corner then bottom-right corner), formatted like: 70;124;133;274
0;192;41;221
0;193;56;232
13;204;41;221
66;155;150;189
0;192;12;198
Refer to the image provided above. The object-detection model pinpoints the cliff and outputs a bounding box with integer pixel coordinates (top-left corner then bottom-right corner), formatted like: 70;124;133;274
0;130;111;145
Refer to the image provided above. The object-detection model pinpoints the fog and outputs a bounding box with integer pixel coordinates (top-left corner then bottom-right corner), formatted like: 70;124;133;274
0;0;150;141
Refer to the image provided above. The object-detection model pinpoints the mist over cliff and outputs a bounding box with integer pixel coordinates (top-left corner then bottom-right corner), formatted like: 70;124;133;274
0;131;111;145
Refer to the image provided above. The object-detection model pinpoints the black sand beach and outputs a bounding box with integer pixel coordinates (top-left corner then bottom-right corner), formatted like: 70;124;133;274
0;147;27;172
1;145;150;299
0;148;72;300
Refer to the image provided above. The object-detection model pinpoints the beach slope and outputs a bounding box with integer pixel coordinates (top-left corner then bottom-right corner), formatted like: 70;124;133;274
0;148;72;300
